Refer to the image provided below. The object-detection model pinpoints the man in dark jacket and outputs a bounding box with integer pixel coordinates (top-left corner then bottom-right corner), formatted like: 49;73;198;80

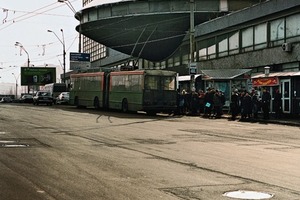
261;88;271;119
273;89;282;118
230;89;240;120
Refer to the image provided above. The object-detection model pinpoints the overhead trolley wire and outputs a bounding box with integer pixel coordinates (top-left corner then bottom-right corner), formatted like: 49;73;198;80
0;2;73;32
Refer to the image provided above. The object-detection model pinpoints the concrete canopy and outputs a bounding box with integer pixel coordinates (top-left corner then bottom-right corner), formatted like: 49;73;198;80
76;0;264;62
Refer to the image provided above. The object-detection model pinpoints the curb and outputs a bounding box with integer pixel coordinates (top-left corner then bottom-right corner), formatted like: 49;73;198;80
221;115;300;127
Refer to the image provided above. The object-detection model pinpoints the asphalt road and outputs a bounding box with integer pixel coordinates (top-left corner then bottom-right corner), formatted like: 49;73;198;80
0;103;300;200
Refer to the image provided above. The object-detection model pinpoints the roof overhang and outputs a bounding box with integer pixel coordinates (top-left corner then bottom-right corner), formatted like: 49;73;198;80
201;69;252;80
178;74;201;82
251;71;300;87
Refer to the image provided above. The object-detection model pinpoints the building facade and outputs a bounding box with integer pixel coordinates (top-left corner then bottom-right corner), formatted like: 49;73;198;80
77;0;300;115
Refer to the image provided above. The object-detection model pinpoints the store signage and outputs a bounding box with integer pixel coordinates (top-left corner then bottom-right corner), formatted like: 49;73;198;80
252;77;279;87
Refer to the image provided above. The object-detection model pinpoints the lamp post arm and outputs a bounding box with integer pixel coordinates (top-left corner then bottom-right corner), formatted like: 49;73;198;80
48;29;66;83
50;31;64;46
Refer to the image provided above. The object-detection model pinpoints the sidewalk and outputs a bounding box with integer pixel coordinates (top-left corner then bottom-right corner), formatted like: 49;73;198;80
220;113;300;127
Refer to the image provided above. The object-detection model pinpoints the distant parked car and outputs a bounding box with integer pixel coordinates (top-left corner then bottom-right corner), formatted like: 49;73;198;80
0;97;12;103
33;91;53;106
56;92;69;104
19;94;33;103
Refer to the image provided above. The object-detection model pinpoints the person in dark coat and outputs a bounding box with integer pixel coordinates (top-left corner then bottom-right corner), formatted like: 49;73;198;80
190;89;199;116
251;89;260;118
213;90;223;118
203;88;214;118
240;91;252;120
198;90;205;115
261;88;271;119
219;91;226;115
230;89;240;120
273;89;282;118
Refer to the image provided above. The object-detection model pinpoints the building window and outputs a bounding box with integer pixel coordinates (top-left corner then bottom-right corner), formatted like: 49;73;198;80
218;34;228;57
160;61;166;69
167;57;173;67
174;56;180;66
228;31;239;55
254;23;267;49
286;13;300;43
182;53;189;65
242;27;254;51
89;9;98;21
82;36;107;62
270;18;285;46
207;37;216;59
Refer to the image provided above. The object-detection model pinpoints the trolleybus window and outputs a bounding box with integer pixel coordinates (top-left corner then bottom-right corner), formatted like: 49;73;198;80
145;76;176;90
163;76;176;90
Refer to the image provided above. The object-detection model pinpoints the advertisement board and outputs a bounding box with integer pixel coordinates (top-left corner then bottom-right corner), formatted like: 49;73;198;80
21;67;56;86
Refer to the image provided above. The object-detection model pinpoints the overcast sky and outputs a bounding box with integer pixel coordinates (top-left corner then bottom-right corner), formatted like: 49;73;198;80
0;0;82;94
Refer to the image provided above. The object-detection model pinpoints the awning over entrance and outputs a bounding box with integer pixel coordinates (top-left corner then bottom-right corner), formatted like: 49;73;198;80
200;69;252;80
251;71;300;87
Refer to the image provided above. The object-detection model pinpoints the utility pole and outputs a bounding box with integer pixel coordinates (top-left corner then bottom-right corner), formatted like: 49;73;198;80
12;73;19;99
57;0;80;52
15;42;30;94
190;0;196;91
48;29;66;83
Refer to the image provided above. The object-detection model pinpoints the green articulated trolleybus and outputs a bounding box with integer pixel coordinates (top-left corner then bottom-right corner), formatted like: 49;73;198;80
69;70;178;115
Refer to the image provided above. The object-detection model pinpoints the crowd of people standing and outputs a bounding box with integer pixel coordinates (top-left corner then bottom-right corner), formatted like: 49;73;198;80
177;87;226;118
176;87;282;120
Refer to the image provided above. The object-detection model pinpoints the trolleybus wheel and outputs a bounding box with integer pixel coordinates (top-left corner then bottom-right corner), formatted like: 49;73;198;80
94;97;100;109
122;99;128;113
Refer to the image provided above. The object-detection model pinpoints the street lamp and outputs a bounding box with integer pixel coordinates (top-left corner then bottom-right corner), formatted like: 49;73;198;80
48;29;66;83
12;73;20;99
15;42;30;93
57;0;76;13
57;0;81;52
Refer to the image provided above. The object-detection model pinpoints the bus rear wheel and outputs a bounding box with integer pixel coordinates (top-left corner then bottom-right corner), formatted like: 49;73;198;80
122;99;128;113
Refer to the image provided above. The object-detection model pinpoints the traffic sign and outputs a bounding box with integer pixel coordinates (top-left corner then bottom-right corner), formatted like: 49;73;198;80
189;62;197;75
70;52;90;62
70;52;91;71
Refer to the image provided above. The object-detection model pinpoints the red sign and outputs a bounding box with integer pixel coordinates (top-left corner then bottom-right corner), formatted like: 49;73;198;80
252;77;279;87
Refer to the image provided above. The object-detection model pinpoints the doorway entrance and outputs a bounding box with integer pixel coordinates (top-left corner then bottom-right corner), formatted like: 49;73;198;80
280;79;291;113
